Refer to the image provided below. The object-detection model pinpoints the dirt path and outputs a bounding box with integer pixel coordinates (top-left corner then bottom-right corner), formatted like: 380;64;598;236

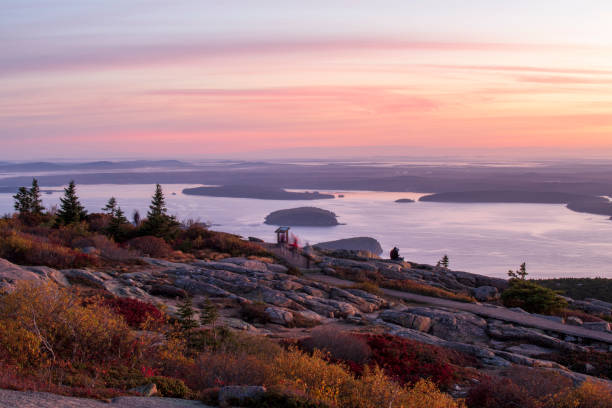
307;273;612;345
0;390;209;408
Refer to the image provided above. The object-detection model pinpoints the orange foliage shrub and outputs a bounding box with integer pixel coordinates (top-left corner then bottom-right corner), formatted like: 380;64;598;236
0;282;135;366
126;235;172;257
0;228;98;268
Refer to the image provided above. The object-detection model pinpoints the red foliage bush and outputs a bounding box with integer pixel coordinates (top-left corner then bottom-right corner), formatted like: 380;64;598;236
466;377;535;408
360;334;459;388
126;236;172;257
103;297;165;328
301;326;371;364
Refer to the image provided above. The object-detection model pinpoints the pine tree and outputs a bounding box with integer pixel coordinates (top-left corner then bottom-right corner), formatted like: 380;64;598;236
102;197;118;214
200;297;218;327
29;178;44;215
508;262;528;280
440;254;449;268
177;296;198;331
141;184;177;237
107;206;130;240
57;180;87;225
13;186;32;214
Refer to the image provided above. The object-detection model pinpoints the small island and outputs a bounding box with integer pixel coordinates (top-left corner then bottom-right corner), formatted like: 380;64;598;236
264;207;340;226
395;198;415;203
315;237;383;255
183;185;334;200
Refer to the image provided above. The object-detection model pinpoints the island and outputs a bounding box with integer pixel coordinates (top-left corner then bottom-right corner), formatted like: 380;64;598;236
395;198;415;203
264;207;340;226
419;190;612;217
314;237;383;255
183;185;334;200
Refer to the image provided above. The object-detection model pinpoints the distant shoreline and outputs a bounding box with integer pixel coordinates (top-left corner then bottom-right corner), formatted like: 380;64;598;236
420;191;612;218
183;185;335;200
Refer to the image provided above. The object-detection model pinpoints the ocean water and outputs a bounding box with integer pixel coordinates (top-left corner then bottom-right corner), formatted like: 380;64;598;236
2;183;612;279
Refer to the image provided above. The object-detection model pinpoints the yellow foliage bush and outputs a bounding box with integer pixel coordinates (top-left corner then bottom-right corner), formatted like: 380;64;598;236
271;347;463;408
0;282;134;366
546;380;612;408
0;320;42;368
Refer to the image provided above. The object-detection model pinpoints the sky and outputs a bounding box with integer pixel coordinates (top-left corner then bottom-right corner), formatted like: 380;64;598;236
2;1;612;160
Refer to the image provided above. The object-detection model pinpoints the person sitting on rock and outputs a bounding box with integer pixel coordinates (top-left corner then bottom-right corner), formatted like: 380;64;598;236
390;246;400;260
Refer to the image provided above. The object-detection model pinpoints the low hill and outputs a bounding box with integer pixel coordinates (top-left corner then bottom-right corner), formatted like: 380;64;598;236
314;237;383;255
264;207;339;226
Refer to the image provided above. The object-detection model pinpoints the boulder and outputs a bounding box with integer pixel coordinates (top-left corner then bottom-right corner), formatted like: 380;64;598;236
265;307;294;325
471;286;499;301
0;258;63;290
62;269;110;289
174;278;231;297
129;383;157;397
487;323;587;352
402;307;489;343
566;316;583;326
379;310;432;332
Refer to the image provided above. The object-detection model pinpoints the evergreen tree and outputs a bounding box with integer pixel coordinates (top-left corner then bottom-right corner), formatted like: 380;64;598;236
102;197;118;214
440;254;449;268
57;180;87;225
13;186;32;214
29;178;44;215
141;184;177;237
107;206;130;240
508;262;528;280
177;296;198;331
200;297;219;327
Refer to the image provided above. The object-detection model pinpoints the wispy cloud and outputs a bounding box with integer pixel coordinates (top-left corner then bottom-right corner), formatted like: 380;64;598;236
0;37;577;76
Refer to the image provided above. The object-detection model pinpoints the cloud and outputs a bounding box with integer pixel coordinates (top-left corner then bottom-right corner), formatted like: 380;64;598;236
422;64;612;75
516;75;612;84
0;37;572;76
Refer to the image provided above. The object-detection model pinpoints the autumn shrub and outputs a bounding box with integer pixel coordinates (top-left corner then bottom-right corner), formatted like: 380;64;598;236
73;234;137;262
349;281;383;296
547;380;612;408
126;235;172;257
382;279;475;303
0;282;136;366
103;297;165;328
0;228;98;268
556;308;605;323
360;334;474;389
301;326;371;364
537;350;612;380
0;320;42;368
240;302;271;324
188;351;273;389
271;347;461;408
466;377;535;408
172;224;268;257
501;366;573;401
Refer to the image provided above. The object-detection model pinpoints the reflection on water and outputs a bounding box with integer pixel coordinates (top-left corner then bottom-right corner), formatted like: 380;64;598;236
1;184;611;279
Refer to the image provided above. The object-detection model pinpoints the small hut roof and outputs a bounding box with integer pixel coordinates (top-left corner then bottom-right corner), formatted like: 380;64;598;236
275;226;290;233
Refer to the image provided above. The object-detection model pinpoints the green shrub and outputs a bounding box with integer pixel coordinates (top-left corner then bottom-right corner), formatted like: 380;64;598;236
502;279;568;314
150;376;191;398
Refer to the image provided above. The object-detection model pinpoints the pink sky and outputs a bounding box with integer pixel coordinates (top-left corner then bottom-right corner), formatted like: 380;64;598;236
2;1;612;159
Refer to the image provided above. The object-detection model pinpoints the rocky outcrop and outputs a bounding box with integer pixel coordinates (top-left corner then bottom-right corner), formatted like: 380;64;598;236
0;259;67;290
